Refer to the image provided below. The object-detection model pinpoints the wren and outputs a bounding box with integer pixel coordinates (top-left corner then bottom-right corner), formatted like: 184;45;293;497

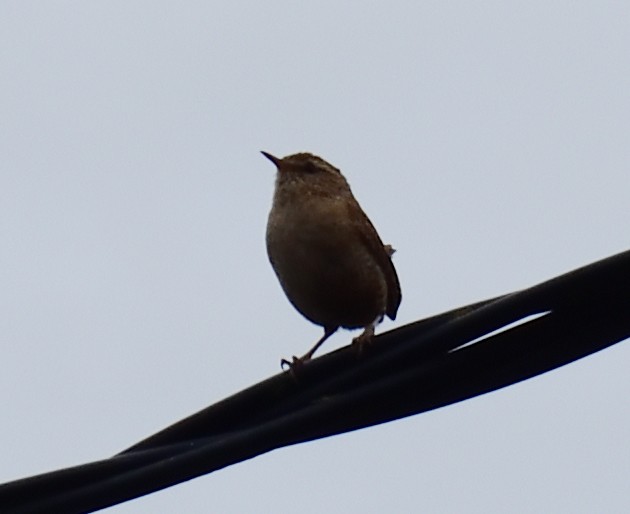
262;151;401;368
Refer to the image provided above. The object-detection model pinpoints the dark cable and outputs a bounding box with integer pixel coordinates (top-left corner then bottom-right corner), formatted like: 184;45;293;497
1;250;629;514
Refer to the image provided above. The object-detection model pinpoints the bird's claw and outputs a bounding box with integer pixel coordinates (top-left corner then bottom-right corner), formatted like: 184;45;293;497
352;330;375;356
281;355;303;371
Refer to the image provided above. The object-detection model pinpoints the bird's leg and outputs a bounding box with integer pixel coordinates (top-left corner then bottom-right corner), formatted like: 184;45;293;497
299;327;336;361
352;319;378;355
281;326;337;370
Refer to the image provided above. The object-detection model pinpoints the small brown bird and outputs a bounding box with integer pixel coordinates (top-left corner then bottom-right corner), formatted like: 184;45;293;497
262;151;401;367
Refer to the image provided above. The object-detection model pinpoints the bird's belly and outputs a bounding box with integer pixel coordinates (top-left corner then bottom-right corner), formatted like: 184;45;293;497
267;213;387;329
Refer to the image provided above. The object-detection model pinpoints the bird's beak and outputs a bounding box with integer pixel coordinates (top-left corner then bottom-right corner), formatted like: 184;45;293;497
261;151;281;167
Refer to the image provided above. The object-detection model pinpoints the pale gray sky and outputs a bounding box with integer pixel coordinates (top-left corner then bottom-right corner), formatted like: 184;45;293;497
1;2;629;513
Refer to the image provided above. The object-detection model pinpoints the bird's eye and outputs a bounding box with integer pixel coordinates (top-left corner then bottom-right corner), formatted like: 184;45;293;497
304;161;319;173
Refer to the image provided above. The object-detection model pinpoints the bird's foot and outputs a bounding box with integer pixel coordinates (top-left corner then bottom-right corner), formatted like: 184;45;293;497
280;355;309;371
352;327;375;356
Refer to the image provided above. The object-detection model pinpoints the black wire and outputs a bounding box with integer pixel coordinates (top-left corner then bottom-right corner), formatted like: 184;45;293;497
1;249;629;514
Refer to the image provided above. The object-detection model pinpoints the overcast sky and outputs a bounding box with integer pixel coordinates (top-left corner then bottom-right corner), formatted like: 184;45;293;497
1;2;629;513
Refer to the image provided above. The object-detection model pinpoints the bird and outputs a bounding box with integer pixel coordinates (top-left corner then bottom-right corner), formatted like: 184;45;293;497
262;151;401;368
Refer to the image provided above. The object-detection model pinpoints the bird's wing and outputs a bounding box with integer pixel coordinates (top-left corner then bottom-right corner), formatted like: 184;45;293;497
345;199;402;320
